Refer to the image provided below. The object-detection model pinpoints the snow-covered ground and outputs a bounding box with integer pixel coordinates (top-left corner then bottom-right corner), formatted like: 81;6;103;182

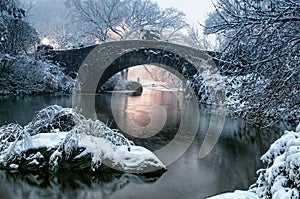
0;105;166;174
208;124;300;199
207;190;258;199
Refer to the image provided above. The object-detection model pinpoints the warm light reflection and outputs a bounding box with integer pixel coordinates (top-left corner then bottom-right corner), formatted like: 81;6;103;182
116;88;182;138
128;65;183;90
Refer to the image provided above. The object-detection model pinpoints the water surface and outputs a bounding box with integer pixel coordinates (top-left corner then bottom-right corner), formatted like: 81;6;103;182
0;89;288;198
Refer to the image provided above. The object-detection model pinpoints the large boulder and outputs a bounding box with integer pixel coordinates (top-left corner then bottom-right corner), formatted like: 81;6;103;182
0;105;166;175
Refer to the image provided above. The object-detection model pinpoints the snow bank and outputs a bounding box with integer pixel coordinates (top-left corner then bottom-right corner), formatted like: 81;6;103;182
207;190;258;199
207;124;300;199
0;105;166;174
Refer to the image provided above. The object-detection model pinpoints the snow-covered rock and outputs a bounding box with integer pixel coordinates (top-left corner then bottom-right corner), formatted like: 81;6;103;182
78;134;164;173
0;105;166;174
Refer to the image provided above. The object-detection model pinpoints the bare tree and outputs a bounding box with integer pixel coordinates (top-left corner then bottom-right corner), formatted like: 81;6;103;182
205;0;300;124
0;0;38;72
70;0;188;42
184;26;219;50
0;0;38;55
23;0;93;49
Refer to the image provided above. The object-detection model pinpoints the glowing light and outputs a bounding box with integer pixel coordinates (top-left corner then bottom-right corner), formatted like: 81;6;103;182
40;37;60;49
95;38;100;44
40;37;51;45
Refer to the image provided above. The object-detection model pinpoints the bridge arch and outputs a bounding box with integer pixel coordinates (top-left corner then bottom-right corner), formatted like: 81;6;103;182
98;47;204;95
74;40;218;96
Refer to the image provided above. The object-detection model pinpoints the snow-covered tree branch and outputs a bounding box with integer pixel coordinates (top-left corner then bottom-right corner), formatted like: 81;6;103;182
70;0;188;42
205;0;300;124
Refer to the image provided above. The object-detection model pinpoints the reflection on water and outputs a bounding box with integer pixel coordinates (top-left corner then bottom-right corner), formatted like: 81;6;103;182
0;170;159;199
96;89;182;150
0;90;293;198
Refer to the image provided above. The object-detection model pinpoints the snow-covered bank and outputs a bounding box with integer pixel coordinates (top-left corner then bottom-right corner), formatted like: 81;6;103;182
0;105;166;174
207;190;258;199
0;56;73;95
207;124;300;199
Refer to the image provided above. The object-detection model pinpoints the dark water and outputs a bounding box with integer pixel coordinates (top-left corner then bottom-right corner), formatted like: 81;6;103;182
0;89;292;199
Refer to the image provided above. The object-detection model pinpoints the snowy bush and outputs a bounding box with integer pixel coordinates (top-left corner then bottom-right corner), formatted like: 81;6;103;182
26;105;82;135
76;119;134;148
0;123;32;165
0;55;74;95
0;124;24;160
250;131;300;198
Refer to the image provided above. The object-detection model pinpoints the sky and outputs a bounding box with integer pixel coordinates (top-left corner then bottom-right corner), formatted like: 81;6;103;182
154;0;216;28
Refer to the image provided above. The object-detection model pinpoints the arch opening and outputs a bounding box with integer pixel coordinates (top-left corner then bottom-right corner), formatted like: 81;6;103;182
96;48;208;100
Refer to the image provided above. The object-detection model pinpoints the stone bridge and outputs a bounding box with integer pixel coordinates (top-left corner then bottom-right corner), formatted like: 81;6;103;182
47;40;226;97
63;40;228;160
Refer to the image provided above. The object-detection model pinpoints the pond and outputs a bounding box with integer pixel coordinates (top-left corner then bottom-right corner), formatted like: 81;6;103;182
0;88;289;199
